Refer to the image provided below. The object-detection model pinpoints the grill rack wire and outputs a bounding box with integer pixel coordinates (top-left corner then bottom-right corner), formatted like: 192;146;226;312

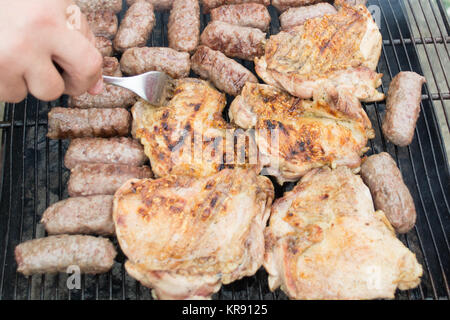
0;0;449;300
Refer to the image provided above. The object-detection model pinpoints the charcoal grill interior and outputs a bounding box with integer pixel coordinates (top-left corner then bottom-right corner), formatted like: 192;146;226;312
0;0;449;300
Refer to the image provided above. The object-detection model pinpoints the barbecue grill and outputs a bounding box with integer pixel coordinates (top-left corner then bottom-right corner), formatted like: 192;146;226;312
0;0;449;300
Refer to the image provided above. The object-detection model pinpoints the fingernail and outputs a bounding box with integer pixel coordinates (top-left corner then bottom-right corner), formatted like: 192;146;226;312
88;78;103;95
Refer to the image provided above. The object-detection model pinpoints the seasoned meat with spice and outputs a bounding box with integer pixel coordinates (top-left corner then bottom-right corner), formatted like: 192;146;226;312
86;11;118;39
126;0;173;10
210;3;271;31
75;0;122;13
280;3;337;31
168;0;200;53
113;168;274;299
95;36;113;57
202;0;270;13
272;0;323;12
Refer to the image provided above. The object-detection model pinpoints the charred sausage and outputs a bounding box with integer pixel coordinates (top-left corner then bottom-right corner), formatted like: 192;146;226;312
201;0;270;13
360;152;417;234
120;47;191;78
95;36;113;57
168;0;200;53
68;85;137;109
64;137;146;169
272;0;323;12
200;21;266;61
382;72;426;147
280;3;337;31
67;163;152;196
191;45;258;96
47;107;131;139
15;235;117;275
41;195;115;236
114;1;155;52
210;3;270;31
86;11;118;39
75;0;122;13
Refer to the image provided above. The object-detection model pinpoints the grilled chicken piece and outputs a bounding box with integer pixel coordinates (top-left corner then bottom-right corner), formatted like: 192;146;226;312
229;83;374;184
113;168;274;299
264;166;423;299
255;5;384;102
132;78;259;178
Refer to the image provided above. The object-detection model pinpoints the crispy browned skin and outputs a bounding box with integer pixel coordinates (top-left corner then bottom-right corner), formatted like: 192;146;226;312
95;36;113;57
126;0;173;10
15;235;117;275
86;11;118;39
114;1;155;52
272;0;322;12
280;3;337;31
68;163;152;197
191;46;258;96
120;47;191;78
102;57;122;76
168;0;200;53
256;5;384;102
382;72;426;147
361;152;417;234
47;107;131;139
75;0;122;13
64;137;147;169
68;85;137;108
264;166;422;299
229;83;374;183
113;168;274;299
132;78;259;178
335;0;367;8
41;195;115;235
202;0;270;13
200;21;266;61
210;3;271;31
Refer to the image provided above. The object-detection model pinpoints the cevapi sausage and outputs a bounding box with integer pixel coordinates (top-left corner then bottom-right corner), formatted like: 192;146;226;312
41;195;115;236
15;235;117;275
280;3;337;31
67;163;152;196
200;21;266;61
168;0;200;53
86;11;118;39
201;0;270;13
47;107;131;139
382;72;426;147
120;47;191;78
64;137;146;169
210;3;270;31
191;46;258;96
68;85;137;109
272;0;323;12
126;0;173;10
360;152;416;234
102;57;122;77
75;0;122;13
95;36;113;57
114;1;155;52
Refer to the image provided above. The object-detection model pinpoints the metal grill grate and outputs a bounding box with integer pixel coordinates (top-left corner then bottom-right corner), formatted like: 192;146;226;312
0;0;449;300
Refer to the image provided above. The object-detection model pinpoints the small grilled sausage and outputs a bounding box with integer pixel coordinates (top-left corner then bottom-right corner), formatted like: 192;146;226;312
126;0;173;10
15;235;117;275
201;0;270;13
64;137;147;169
382;72;426;147
191;46;258;96
114;1;155;52
95;36;113;57
168;0;200;53
210;3;271;31
68;163;152;197
102;57;122;77
200;21;266;61
272;0;323;12
280;3;337;31
68;85;137;109
334;0;367;9
360;152;416;234
47;107;131;139
86;11;118;39
120;47;191;78
41;195;115;235
75;0;122;13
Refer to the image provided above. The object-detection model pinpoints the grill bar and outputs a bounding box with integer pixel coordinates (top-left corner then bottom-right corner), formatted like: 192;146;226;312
0;0;448;300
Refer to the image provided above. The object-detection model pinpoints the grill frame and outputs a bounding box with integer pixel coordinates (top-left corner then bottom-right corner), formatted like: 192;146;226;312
0;0;449;300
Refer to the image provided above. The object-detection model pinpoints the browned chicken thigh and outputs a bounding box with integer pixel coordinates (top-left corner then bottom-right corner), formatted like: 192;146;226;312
264;166;422;299
255;5;384;102
229;83;374;184
113;168;274;299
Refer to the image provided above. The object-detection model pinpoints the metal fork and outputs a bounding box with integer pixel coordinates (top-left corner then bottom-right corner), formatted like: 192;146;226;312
103;71;173;105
